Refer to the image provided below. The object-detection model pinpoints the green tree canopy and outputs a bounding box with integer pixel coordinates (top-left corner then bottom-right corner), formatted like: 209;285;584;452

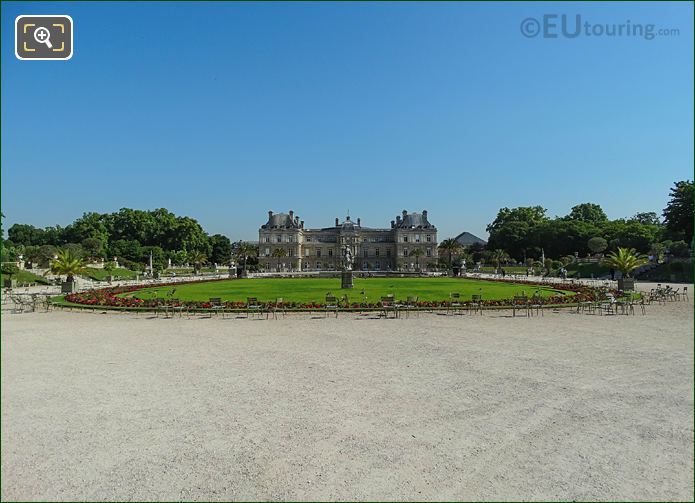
662;180;694;244
565;203;608;224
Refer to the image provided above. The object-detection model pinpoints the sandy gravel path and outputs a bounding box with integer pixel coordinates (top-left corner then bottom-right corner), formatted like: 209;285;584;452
2;292;693;501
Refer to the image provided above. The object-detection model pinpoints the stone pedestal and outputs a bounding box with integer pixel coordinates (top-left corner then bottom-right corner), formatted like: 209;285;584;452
341;270;354;289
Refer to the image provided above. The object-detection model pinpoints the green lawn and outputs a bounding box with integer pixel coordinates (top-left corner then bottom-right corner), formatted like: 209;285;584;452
124;277;574;304
83;267;139;281
3;269;50;285
565;263;610;279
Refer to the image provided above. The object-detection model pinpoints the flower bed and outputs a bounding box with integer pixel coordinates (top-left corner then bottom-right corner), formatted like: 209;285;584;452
60;278;615;312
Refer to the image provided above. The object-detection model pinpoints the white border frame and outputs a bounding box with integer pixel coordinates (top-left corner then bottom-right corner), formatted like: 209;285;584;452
15;15;74;61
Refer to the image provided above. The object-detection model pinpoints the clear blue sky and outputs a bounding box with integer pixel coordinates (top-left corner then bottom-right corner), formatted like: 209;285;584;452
2;1;693;241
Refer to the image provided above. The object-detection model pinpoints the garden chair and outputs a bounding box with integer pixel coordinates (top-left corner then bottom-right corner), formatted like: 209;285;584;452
246;297;264;319
270;297;286;319
682;286;689;301
512;295;529;317
170;301;189;318
448;292;463;315
209;297;226;318
468;294;483;315
380;296;398;319
529;292;544;316
669;288;680;302
324;294;339;318
153;298;170;318
403;295;419;318
598;295;617;315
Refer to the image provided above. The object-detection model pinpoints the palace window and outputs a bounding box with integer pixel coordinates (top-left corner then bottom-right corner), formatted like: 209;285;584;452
403;248;409;257
364;249;368;257
375;248;380;257
304;248;310;257
316;262;321;269
415;234;421;243
328;249;333;257
317;249;322;257
264;247;270;256
386;249;391;257
426;248;432;257
426;235;432;242
264;236;270;243
288;249;294;257
276;236;282;243
403;236;408;243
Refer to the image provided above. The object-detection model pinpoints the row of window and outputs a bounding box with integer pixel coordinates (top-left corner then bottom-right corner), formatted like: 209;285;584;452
262;234;434;244
262;247;433;258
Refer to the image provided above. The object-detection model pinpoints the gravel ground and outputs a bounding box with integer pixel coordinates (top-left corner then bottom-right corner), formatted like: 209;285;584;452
2;286;693;501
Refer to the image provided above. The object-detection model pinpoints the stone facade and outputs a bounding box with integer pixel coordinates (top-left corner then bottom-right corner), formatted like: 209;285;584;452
258;210;438;272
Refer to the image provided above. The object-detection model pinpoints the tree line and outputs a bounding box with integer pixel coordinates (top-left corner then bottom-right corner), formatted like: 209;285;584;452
1;208;248;272
483;180;693;262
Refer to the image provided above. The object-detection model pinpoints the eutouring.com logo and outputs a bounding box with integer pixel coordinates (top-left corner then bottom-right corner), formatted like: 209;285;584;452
521;14;680;40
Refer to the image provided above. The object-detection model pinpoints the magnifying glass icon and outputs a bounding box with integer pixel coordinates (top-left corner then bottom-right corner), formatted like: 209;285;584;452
34;26;53;49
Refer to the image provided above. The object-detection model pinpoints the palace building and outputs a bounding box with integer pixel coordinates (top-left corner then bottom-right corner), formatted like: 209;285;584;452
258;210;438;272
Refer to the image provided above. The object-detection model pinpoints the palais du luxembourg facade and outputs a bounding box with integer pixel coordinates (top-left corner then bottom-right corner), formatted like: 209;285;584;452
258;210;438;272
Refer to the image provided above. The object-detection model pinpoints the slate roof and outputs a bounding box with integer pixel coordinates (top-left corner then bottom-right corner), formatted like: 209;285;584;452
454;231;487;246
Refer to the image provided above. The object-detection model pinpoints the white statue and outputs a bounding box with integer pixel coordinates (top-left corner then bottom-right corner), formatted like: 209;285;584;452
343;245;353;271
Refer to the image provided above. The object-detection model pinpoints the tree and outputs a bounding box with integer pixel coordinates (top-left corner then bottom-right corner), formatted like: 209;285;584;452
48;248;88;282
487;206;548;233
438;239;462;269
566;203;608;224
630;212;661;226
491;249;510;269
188;250;207;274
81;237;105;259
602;248;649;278
25;244;58;268
209;234;232;265
271;248;287;271
8;224;46;246
669;240;690;258
587;237;608;254
410;248;424;270
234;241;258;272
663;180;694;244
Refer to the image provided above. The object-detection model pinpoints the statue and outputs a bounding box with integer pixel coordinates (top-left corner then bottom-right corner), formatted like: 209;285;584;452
342;245;353;271
341;245;354;289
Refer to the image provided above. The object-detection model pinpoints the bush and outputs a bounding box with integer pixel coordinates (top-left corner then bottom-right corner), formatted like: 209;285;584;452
670;261;684;273
588;237;608;254
1;263;19;275
669;240;690;258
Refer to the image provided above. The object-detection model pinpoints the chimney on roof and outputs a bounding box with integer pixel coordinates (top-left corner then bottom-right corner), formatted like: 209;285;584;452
402;210;407;218
357;218;361;227
335;217;339;227
396;216;401;223
391;220;395;228
300;220;304;228
295;216;299;225
289;210;294;220
268;210;273;219
423;210;428;218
